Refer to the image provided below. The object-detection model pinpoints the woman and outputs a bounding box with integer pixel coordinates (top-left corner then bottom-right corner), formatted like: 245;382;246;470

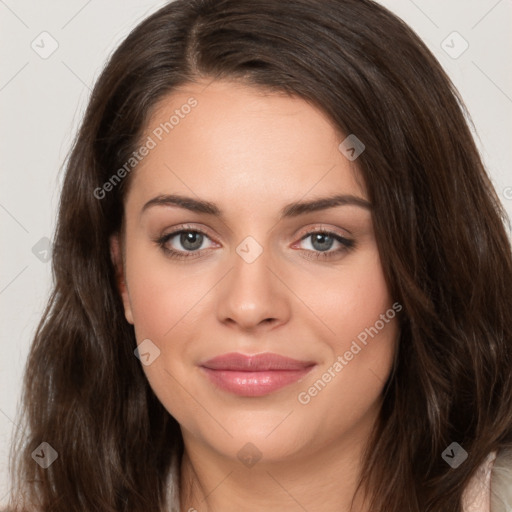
6;0;512;510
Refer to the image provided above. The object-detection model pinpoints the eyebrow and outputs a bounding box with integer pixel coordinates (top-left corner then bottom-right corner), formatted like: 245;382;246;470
141;193;372;220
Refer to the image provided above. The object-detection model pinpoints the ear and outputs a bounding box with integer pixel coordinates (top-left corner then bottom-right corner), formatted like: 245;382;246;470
109;234;134;325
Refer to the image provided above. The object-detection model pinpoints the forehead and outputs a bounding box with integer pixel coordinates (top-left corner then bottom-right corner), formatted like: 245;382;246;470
126;79;367;210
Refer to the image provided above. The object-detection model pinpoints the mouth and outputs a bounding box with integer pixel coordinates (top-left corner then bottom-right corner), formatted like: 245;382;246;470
199;352;316;397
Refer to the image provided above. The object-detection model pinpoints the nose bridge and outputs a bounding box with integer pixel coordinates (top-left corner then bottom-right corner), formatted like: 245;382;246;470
216;233;290;329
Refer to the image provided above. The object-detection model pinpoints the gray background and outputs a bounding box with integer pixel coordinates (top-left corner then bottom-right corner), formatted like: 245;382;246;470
1;0;511;503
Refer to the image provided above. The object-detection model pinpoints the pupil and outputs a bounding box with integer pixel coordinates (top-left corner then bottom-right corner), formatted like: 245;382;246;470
312;233;333;252
181;232;203;251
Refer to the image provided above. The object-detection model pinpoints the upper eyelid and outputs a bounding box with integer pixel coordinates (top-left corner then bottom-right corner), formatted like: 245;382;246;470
295;223;352;239
162;224;216;242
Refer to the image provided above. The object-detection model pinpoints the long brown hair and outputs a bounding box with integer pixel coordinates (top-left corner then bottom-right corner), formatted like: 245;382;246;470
7;0;512;510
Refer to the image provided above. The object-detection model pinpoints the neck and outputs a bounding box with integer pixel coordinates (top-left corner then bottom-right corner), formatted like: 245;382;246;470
178;413;378;512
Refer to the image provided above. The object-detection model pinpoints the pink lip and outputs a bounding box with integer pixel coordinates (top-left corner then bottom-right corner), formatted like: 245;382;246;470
199;352;316;397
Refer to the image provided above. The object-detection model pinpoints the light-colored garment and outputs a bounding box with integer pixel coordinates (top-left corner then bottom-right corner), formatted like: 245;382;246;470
462;451;496;512
488;447;512;512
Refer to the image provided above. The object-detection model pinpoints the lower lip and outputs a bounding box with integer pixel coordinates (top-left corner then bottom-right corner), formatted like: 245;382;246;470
200;367;314;397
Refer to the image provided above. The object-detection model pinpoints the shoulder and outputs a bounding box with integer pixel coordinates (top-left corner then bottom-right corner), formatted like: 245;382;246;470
490;447;512;512
463;448;512;512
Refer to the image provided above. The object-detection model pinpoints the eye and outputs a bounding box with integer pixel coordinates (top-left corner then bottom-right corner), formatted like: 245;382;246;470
155;226;355;261
293;230;355;260
155;227;216;260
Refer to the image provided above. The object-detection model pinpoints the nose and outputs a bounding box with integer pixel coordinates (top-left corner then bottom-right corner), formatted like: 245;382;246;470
216;241;292;332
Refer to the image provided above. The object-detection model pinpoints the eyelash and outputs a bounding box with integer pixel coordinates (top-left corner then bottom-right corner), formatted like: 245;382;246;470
154;225;355;261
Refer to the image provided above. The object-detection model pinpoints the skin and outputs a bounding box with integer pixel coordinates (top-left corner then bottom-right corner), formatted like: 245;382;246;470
110;79;400;512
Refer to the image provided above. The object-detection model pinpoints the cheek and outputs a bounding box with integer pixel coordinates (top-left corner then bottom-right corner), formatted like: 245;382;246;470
292;250;399;423
288;248;396;349
124;240;207;340
123;247;212;424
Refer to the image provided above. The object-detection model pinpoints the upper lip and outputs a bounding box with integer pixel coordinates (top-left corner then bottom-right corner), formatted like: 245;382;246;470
200;352;316;371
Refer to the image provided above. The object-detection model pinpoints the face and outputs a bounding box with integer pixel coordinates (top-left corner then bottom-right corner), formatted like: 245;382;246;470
111;79;399;466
